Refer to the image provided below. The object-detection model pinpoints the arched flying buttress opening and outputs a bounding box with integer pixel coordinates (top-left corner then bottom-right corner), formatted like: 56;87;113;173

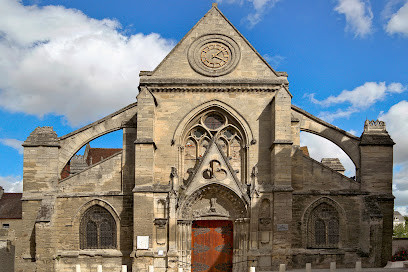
60;130;123;180
300;131;356;177
292;105;361;175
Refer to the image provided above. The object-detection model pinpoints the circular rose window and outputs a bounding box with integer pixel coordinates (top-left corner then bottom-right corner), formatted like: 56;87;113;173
204;114;224;130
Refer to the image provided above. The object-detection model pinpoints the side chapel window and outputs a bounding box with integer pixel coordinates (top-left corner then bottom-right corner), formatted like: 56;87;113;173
183;111;244;182
80;205;117;249
308;203;340;248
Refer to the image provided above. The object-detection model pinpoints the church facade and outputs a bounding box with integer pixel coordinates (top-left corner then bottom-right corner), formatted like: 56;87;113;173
16;4;394;272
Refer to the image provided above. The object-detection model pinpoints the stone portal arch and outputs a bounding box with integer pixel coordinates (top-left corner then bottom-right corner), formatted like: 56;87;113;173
292;105;361;170
177;184;249;272
178;183;248;220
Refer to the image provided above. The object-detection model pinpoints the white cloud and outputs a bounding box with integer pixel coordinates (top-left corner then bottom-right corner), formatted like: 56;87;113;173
334;0;374;37
308;82;406;121
245;0;280;27
317;108;358;122
379;101;408;208
386;2;408;36
395;205;408;216
218;0;280;27
382;0;405;20
300;131;356;177
311;82;405;108
263;54;285;69
0;0;174;126
0;175;23;193
347;129;358;136
379;101;408;165
0;138;23;154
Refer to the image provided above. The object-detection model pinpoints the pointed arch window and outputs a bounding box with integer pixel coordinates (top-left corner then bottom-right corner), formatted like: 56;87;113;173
308;203;339;248
80;205;117;249
182;110;246;183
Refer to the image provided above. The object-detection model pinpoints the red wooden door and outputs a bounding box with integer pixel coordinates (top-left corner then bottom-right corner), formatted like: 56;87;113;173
191;220;233;272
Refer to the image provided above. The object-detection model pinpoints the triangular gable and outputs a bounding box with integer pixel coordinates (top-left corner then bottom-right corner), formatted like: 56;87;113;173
184;139;249;204
147;4;281;80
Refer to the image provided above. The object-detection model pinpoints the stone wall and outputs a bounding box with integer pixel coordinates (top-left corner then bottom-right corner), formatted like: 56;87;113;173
0;219;21;272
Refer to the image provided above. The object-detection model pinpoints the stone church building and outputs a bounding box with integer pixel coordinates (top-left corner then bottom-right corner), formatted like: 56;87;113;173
15;4;395;272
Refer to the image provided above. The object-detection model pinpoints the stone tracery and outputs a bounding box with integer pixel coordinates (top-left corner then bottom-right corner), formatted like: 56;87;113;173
182;109;246;183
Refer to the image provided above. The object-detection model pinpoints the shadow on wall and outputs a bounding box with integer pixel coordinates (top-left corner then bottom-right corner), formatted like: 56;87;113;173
0;240;15;272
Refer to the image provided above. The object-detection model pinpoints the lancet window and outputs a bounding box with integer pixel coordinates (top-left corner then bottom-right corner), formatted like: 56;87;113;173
307;203;340;248
182;111;245;183
80;205;117;249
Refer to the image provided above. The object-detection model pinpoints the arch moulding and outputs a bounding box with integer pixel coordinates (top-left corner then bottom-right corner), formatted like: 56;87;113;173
172;99;254;147
291;105;361;170
178;183;248;220
71;198;121;226
57;103;138;176
301;197;348;248
70;198;121;251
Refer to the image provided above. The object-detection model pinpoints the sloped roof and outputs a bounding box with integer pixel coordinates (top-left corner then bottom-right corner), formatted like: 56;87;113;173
0;193;22;219
86;148;122;165
146;3;285;81
321;158;345;171
300;146;309;157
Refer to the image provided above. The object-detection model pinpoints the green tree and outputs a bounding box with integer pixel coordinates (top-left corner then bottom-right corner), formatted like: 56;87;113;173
393;223;408;238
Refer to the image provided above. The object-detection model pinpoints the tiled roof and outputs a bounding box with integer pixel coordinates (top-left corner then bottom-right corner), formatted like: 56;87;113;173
321;158;345;171
61;162;70;179
300;146;309;157
0;193;22;219
86;148;122;165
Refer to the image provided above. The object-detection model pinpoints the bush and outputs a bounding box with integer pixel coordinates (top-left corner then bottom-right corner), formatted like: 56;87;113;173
392;248;408;262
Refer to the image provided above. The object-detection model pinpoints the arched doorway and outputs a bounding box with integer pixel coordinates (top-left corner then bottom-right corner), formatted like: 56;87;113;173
177;184;249;272
191;220;233;272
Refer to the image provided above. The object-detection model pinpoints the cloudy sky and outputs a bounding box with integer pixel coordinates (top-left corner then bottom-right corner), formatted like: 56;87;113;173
0;0;407;212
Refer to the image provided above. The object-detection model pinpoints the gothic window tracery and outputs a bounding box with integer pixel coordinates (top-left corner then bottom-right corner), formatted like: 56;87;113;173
182;110;246;182
307;203;340;248
80;205;116;249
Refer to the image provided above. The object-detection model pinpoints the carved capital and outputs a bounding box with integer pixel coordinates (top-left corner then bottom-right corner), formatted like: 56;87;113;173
154;218;168;228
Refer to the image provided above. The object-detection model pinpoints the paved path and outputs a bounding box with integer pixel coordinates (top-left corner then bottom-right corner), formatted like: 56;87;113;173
273;268;408;272
286;269;407;271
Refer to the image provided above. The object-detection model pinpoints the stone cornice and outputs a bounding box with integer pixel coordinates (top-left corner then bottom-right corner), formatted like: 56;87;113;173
148;86;281;92
139;77;288;86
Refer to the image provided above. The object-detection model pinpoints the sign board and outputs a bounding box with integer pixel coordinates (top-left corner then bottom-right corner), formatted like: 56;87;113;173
137;236;149;249
277;224;289;231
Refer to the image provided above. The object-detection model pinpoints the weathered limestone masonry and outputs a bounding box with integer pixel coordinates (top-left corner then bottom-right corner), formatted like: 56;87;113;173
15;4;394;272
0;186;22;272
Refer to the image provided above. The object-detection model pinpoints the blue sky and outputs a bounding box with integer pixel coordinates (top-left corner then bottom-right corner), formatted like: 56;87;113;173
0;0;407;212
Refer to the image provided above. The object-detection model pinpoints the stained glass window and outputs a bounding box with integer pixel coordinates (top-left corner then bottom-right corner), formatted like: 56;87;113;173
183;112;245;184
80;205;116;249
204;114;224;130
308;203;340;248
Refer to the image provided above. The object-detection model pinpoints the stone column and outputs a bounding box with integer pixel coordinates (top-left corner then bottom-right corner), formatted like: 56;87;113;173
167;189;179;271
359;120;394;266
122;121;137;193
15;127;60;272
133;87;157;271
270;87;293;269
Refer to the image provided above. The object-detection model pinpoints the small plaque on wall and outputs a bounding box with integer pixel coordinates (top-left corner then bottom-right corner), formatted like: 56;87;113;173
137;236;149;249
277;224;289;231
